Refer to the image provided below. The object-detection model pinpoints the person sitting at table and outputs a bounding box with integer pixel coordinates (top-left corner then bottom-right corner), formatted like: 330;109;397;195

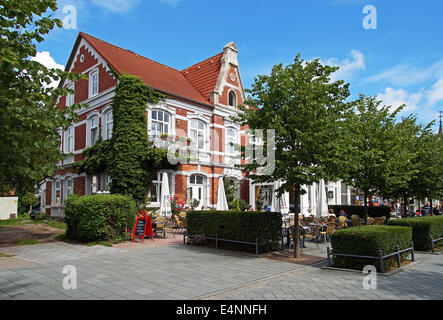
340;209;352;227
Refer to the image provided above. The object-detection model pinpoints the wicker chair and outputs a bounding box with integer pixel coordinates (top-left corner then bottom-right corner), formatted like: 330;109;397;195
303;225;322;248
373;216;386;225
366;217;374;225
351;215;361;227
320;224;336;243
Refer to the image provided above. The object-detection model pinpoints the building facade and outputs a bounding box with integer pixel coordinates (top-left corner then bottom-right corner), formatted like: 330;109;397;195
40;32;351;217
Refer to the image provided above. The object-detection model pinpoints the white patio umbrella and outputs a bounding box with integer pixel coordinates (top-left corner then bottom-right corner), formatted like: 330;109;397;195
159;172;171;217
316;179;329;218
216;177;229;211
270;186;276;212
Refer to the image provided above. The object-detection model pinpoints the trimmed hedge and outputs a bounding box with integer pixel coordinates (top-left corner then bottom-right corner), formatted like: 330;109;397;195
329;205;391;219
331;225;412;272
387;216;443;251
65;194;136;243
186;210;282;253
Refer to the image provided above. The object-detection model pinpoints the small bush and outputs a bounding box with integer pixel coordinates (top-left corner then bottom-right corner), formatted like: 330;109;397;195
329;205;391;219
331;225;412;272
65;194;136;243
387;216;443;251
186;210;282;253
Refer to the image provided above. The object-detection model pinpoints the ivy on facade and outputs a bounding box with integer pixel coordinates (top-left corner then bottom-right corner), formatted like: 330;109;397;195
75;73;174;206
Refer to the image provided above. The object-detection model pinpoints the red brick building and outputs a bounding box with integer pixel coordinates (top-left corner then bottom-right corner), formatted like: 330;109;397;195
41;32;252;217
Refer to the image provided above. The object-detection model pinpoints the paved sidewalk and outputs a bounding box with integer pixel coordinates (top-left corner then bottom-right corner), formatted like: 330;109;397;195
206;253;443;300
0;241;442;300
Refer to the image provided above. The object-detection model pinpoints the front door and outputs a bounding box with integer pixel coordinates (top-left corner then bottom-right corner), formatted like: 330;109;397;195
189;174;205;209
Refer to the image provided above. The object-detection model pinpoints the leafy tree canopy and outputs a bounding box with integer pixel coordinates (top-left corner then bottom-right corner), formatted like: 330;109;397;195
0;0;85;193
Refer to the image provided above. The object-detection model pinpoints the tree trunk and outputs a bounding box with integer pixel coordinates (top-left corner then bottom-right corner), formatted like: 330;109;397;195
364;193;368;219
404;196;408;218
294;188;301;259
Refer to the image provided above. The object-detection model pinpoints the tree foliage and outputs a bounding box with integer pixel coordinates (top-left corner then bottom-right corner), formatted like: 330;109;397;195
75;74;173;206
0;0;85;193
235;54;352;257
338;95;417;216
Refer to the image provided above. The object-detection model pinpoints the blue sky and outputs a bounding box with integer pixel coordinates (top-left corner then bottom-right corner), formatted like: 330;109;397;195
35;0;443;131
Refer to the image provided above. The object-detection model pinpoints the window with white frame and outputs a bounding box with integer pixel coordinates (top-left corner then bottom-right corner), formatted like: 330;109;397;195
104;110;113;140
55;181;62;205
90;70;99;97
190;119;205;151
228;91;237;107
57;130;63;153
65;179;74;201
149;173;172;203
66;84;75;107
66;126;74;154
151;110;170;137
90;116;99;146
226;127;237;155
90;175;98;194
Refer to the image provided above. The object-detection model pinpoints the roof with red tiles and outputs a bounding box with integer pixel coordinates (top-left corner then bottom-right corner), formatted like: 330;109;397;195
70;32;218;107
181;52;223;102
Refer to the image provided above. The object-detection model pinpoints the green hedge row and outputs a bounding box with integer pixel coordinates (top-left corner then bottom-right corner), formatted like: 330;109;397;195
65;194;136;243
387;216;443;251
186;211;282;253
331;225;412;272
328;205;391;219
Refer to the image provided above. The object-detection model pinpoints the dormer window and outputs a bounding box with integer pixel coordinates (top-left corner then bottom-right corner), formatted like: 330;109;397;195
228;91;237;107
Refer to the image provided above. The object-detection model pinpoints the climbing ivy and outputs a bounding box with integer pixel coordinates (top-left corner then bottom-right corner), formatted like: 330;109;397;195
75;74;173;206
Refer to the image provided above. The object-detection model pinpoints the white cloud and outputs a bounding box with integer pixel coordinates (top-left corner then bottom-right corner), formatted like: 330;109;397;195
366;60;443;87
325;50;366;81
90;0;141;13
31;51;65;88
377;87;423;113
427;76;443;106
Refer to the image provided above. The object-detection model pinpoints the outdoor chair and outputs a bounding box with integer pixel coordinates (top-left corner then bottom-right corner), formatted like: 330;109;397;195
373;216;386;225
303;225;321;249
289;226;305;251
154;217;166;238
351;215;361;227
180;216;187;233
174;215;184;233
366;217;374;225
320;224;336;243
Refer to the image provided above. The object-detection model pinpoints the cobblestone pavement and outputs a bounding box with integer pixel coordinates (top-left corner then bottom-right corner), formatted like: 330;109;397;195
0;241;442;300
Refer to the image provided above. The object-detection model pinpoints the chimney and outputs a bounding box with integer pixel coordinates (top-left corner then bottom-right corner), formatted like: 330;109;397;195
222;41;239;67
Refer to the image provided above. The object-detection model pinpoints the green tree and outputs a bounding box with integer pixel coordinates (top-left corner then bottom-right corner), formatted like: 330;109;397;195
235;55;352;258
339;95;416;217
223;176;239;210
0;0;84;194
399;123;443;212
75;74;172;206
